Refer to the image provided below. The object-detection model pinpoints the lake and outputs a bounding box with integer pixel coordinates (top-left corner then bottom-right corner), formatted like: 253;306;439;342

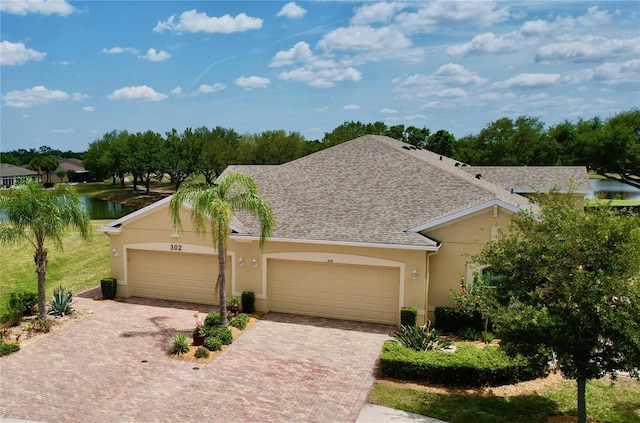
588;179;640;200
0;196;136;221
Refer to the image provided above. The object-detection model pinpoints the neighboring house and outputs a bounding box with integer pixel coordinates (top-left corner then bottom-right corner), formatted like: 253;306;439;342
99;135;589;325
51;158;90;183
0;163;42;188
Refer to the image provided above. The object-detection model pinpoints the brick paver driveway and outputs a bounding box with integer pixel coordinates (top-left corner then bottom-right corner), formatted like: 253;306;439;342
0;290;393;423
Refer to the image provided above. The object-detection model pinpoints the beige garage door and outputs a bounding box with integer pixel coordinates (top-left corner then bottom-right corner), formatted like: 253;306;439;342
268;259;399;324
127;250;231;305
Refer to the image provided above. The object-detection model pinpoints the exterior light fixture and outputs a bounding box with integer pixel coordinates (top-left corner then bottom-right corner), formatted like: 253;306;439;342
112;248;118;257
252;258;258;268
238;257;244;267
412;268;418;280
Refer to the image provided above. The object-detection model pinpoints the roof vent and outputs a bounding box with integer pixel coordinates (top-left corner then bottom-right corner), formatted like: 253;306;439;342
461;163;468;167
455;163;460;167
475;173;482;179
439;156;442;161
402;146;410;150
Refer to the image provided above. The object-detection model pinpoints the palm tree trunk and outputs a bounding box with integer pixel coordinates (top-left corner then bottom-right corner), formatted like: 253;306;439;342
577;377;587;423
218;237;228;326
34;247;48;319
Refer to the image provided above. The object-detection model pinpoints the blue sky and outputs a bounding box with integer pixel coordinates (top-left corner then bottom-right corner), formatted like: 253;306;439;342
1;1;639;152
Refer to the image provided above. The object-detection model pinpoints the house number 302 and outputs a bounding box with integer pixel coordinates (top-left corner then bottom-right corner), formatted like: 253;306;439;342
170;244;182;251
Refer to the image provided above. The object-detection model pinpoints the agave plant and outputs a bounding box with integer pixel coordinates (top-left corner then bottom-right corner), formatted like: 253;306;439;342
395;325;452;352
170;333;190;355
48;286;74;317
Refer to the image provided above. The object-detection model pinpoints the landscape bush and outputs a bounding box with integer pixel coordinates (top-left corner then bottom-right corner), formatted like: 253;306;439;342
100;278;117;300
0;309;23;327
379;341;548;387
194;346;210;359
170;333;189;355
204;326;233;345
48;286;74;317
204;311;221;327
400;307;418;327
434;306;486;334
203;336;222;352
395;325;452;352
8;291;38;316
0;340;20;356
229;313;249;330
241;291;256;314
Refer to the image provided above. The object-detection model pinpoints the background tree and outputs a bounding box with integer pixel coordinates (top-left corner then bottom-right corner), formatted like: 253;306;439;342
426;129;455;157
164;128;197;190
126;131;164;194
169;173;273;326
0;181;91;319
473;192;640;423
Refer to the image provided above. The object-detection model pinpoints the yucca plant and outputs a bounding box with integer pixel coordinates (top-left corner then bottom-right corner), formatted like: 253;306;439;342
170;333;189;355
48;286;74;317
395;325;452;352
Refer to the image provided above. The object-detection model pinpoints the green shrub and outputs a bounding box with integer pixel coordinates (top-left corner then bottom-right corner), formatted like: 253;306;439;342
435;306;486;334
1;309;23;327
170;333;189;355
203;336;222;351
0;340;20;357
48;286;74;317
204;326;233;345
241;291;255;314
204;312;221;327
400;307;418;327
27;318;52;334
395;325;452;352
194;346;210;359
379;341;548;387
229;313;249;330
460;327;479;341
480;331;495;344
8;291;38;316
100;277;117;300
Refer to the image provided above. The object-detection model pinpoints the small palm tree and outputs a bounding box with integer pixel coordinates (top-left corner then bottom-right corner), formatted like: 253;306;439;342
0;181;91;319
169;172;273;326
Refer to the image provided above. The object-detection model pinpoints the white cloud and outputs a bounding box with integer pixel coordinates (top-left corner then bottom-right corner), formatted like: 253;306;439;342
316;107;329;113
438;88;467;98
578;6;611;27
343;104;360;110
393;64;485;102
351;2;406;25
154;10;263;34
139;48;171;62
493;73;561;89
1;41;46;66
53;60;72;66
435;63;486;85
0;0;74;16
592;59;640;85
520;19;551;36
277;2;306;19
2;85;69;107
447;31;522;56
395;1;510;33
49;128;74;134
278;66;361;88
107;85;167;102
380;108;398;114
199;83;226;93
234;76;270;89
102;47;138;54
270;41;314;67
536;36;640;63
71;92;89;101
171;87;183;95
320;25;411;52
83;106;94;112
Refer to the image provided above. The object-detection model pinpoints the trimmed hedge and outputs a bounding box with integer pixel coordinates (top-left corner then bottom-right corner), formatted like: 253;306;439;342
241;291;256;314
379;341;548;387
0;341;20;357
400;307;418;327
204;326;233;345
229;313;249;330
434;306;487;334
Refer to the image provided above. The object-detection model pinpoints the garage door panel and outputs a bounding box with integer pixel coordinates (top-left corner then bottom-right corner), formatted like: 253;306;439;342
268;259;399;324
128;250;231;305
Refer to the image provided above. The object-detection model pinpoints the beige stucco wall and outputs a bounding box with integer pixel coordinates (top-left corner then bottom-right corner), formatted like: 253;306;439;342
103;199;516;325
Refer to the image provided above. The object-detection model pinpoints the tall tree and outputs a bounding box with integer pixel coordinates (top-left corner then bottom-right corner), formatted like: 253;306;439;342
473;192;640;423
426;129;455;156
0;181;91;319
169;173;273;326
164;128;198;190
127;131;164;194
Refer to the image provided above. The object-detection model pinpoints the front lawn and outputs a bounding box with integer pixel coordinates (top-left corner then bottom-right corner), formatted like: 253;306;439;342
368;376;640;423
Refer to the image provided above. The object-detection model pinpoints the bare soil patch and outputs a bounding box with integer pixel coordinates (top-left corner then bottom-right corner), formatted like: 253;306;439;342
1;310;90;351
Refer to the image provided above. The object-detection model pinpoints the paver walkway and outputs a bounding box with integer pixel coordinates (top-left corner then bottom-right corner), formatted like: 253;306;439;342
0;291;393;423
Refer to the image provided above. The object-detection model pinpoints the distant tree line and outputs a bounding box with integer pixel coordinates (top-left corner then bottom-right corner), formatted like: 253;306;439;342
3;109;637;189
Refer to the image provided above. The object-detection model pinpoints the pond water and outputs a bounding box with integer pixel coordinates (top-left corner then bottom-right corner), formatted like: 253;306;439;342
0;196;136;221
588;179;640;200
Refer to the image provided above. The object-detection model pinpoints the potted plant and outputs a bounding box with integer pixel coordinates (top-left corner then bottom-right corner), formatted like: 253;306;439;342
192;313;206;346
227;296;241;318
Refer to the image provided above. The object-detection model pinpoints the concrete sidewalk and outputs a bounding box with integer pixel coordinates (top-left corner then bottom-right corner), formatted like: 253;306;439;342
356;404;448;423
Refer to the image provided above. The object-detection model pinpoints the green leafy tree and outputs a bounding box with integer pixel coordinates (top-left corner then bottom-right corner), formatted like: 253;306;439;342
169;173;274;326
474;192;640;423
126;131;164;194
426;129;455;157
195;126;240;185
164;128;198;190
28;155;59;184
0;181;91;319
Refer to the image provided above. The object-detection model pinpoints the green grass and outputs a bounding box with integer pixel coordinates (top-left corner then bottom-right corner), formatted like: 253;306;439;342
586;198;640;207
0;220;111;315
368;377;640;423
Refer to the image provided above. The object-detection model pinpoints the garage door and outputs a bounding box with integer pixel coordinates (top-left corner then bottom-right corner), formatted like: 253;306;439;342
268;259;399;324
127;250;231;304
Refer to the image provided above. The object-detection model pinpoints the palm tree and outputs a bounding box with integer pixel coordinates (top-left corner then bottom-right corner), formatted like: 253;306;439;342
0;181;91;319
169;172;273;326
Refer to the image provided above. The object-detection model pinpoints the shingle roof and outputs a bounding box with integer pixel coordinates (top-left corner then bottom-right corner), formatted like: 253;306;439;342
0;163;38;177
462;166;590;193
222;135;537;249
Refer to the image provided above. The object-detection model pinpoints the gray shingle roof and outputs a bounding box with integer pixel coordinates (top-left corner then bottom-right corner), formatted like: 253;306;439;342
462;166;590;193
0;163;39;177
222;135;539;249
